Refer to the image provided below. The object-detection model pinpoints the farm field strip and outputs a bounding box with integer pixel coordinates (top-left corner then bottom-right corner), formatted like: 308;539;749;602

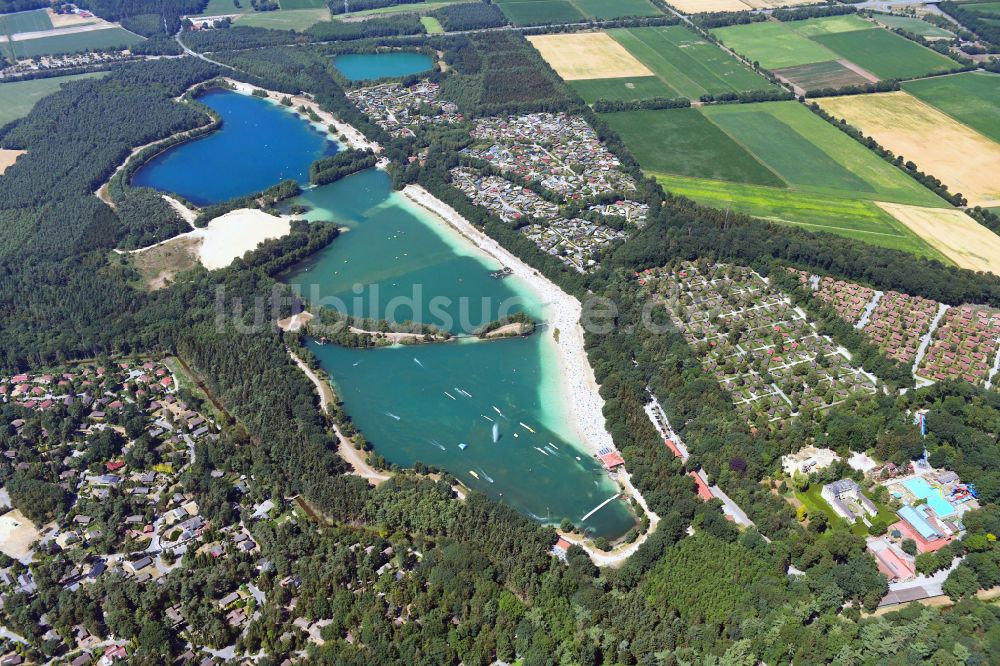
1;26;144;59
527;32;653;80
818;91;1000;207
903;72;1000;144
665;0;818;12
712;15;959;81
569;76;675;103
871;12;954;38
0;8;53;34
652;173;948;260
875;202;1000;274
235;8;331;29
0;72;107;127
497;0;661;26
607;26;775;98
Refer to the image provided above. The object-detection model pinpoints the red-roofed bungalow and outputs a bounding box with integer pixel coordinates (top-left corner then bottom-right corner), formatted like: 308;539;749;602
689;471;714;501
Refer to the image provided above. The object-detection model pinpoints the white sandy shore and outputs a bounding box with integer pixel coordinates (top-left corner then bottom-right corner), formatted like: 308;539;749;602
224;78;380;153
400;185;613;457
126;207;292;270
401;185;660;565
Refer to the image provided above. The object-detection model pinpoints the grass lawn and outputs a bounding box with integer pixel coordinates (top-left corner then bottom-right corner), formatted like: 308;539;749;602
796;485;848;529
904;72;1000;144
3;27;144;59
812;28;959;80
574;0;662;19
0;8;52;34
235;8;330;29
570;76;675;103
201;0;251;13
654;173;949;261
871;12;954;38
711;21;837;70
496;0;586;25
601;108;785;185
420;15;444;33
0;72;106;127
609;25;775;99
702;101;945;205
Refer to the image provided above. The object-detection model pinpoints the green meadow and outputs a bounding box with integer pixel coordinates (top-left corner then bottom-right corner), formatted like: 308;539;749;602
871;13;954;38
570;76;675;103
2;27;144;59
235;8;330;29
280;0;326;8
0;8;52;34
811;28;958;80
201;0;250;13
608;25;776;99
495;0;585;26
574;0;661;19
600;108;785;186
904;72;1000;144
712;15;959;79
655;174;946;260
601;100;950;257
0;72;106;126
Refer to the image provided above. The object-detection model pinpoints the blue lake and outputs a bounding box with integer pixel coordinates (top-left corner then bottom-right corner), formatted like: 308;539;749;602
131;89;337;206
333;51;434;81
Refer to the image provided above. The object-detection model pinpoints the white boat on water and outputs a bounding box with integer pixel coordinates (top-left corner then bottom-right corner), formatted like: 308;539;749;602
520;422;535;433
469;470;479;479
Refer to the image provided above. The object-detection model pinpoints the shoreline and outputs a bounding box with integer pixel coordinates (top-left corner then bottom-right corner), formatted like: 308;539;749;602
399;184;614;459
223;77;380;153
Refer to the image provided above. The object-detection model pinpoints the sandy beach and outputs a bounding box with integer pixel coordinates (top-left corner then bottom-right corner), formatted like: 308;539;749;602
400;185;614;458
127;207;292;270
0;149;25;175
224;78;380;153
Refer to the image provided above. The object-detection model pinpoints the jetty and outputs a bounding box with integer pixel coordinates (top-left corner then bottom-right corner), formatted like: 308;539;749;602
581;493;622;522
490;266;513;279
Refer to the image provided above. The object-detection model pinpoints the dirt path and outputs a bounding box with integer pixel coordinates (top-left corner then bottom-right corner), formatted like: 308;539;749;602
288;350;391;485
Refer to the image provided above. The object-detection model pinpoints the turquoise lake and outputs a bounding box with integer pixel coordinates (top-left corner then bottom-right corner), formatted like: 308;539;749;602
287;171;635;538
131;90;337;206
333;52;434;81
133;90;635;538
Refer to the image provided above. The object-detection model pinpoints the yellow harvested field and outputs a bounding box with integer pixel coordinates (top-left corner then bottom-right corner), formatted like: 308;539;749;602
527;32;653;81
667;0;816;11
818;91;1000;207
0;149;25;175
875;201;1000;274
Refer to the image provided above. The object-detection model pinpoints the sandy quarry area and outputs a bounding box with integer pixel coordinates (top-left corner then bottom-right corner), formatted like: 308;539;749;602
819;91;1000;208
0;149;25;175
47;8;102;28
876;202;1000;275
528;32;653;81
0;509;42;562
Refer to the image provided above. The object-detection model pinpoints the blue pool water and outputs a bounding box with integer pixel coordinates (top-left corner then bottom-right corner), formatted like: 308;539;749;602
333;52;434;81
903;477;956;518
132;89;337;206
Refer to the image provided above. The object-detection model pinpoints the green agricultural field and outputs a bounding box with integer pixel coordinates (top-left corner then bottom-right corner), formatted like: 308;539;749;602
871;12;955;38
812;28;959;80
574;0;661;19
711;21;837;69
960;1;1000;17
784;13;873;37
608;25;776;99
0;72;106;126
570;76;675;103
281;0;326;8
655;173;947;260
772;60;870;91
904;72;1000;144
420;15;444;32
3;27;145;59
0;8;52;34
601;108;785;186
495;0;585;26
201;0;250;13
236;8;330;29
702;102;944;205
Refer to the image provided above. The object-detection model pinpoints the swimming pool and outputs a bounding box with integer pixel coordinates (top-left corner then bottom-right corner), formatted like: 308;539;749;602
903;477;956;518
